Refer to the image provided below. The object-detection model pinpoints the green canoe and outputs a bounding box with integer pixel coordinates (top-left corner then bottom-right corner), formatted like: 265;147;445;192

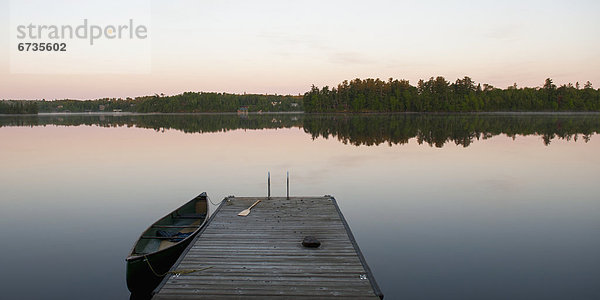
126;192;208;295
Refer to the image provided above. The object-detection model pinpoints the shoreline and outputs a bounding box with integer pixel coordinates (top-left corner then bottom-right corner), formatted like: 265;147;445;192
1;111;599;117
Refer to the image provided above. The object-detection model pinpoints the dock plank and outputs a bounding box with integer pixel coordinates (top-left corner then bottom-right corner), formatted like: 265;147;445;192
153;196;383;299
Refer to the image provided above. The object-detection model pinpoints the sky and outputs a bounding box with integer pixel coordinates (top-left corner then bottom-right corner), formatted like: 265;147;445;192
1;0;599;100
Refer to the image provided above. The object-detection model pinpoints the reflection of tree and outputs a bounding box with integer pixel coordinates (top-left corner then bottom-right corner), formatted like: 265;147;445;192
0;114;304;134
1;113;598;147
302;114;600;147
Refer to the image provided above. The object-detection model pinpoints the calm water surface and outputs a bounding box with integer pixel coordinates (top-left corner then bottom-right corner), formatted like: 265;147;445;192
0;113;599;299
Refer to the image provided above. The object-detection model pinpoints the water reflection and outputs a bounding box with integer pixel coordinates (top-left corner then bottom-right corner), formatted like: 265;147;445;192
0;113;302;134
1;113;599;299
1;113;598;147
305;113;599;147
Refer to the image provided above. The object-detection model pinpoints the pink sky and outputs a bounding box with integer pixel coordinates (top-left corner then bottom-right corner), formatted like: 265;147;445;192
1;0;599;100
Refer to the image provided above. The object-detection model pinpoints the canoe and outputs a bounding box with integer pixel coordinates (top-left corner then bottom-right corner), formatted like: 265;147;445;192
126;192;209;295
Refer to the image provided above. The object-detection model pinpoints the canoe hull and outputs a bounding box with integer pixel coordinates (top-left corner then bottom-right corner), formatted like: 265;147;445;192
126;193;208;295
126;236;194;294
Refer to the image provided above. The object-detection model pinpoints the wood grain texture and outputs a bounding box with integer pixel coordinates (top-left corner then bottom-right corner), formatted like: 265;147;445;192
153;197;381;299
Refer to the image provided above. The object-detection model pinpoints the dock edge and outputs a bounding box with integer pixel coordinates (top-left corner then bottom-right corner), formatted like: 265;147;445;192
329;195;384;299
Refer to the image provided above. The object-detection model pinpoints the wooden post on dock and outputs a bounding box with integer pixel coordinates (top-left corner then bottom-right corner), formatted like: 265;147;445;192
286;171;290;200
267;172;271;200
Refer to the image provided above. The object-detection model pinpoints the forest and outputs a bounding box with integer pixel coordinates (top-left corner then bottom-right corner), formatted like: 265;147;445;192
0;100;38;114
303;77;600;112
2;77;600;114
32;92;303;113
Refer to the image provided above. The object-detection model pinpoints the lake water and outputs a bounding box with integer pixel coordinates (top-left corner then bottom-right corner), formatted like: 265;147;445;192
1;113;599;299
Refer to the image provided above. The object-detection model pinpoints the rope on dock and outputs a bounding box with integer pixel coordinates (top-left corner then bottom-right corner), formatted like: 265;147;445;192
207;195;223;206
144;255;213;277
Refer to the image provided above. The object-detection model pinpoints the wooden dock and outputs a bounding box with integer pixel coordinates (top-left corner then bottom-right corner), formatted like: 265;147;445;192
153;196;383;299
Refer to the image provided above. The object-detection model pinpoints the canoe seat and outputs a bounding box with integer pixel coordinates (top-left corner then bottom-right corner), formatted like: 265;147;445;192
172;213;206;219
152;225;198;228
141;236;183;239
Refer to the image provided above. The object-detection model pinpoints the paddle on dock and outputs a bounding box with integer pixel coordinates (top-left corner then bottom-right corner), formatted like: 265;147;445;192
237;200;261;216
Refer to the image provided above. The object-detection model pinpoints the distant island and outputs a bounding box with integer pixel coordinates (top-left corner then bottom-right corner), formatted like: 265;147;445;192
1;77;599;114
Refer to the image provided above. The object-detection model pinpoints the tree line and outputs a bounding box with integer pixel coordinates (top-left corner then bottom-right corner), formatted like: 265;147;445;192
0;101;38;114
3;77;600;114
32;92;303;113
303;77;600;112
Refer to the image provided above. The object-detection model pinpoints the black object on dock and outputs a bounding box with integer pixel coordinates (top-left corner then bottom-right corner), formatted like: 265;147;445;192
302;236;321;248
